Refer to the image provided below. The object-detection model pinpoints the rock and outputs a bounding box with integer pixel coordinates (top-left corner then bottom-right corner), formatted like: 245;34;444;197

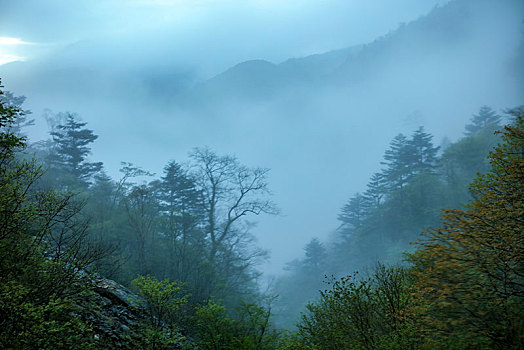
79;277;144;349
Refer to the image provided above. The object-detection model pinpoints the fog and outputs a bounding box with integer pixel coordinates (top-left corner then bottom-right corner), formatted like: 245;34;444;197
0;0;522;276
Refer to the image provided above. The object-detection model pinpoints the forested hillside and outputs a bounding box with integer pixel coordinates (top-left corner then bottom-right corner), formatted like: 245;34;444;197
273;106;516;329
1;78;522;348
1;0;521;276
1;0;523;348
0;82;283;349
283;110;523;349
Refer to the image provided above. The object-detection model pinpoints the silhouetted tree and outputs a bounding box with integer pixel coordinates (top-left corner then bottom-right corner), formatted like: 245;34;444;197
407;126;439;175
338;193;367;231
190;147;278;263
381;133;412;193
0;90;34;137
157;160;207;284
303;238;327;273
49;112;102;185
363;172;386;211
464;105;501;136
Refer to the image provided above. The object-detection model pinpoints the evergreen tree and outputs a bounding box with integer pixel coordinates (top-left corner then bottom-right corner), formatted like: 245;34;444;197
50;112;103;184
363;172;386;211
0;90;34;137
0;80;107;349
407;126;439;175
157;160;208;288
158;160;203;237
464;105;501;136
381;133;412;193
303;238;327;273
338;193;367;231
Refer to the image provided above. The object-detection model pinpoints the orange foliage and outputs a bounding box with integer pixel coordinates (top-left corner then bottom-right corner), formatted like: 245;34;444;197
411;113;523;349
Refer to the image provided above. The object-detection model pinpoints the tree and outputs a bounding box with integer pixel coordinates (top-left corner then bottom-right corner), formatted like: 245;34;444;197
464;105;501;136
189;147;277;302
338;193;367;231
407;126;439;175
158;160;204;264
194;299;279;350
49;112;103;185
439;125;501;207
131;275;188;349
0;79;103;349
123;182;158;275
303;238;327;273
363;172;386;211
295;265;417;350
194;299;238;350
158;160;203;231
411;114;524;348
0;90;34;137
190;147;277;262
381;133;412;193
157;160;210;295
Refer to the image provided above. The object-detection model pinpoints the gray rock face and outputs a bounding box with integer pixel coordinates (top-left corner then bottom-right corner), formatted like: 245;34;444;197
83;277;144;349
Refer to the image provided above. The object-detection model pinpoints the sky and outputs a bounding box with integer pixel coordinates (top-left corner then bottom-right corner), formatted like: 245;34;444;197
0;0;448;76
1;0;521;277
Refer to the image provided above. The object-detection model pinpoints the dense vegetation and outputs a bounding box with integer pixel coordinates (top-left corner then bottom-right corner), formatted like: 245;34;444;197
273;106;510;328
0;80;280;349
0;78;522;349
283;111;523;349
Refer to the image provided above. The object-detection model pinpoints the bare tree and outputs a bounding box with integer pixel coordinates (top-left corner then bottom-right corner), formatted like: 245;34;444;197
189;147;278;263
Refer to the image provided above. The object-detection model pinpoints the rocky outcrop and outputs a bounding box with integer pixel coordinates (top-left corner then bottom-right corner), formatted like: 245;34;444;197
81;277;143;349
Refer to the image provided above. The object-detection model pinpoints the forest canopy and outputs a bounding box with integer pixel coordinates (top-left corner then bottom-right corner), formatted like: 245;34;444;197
0;76;522;349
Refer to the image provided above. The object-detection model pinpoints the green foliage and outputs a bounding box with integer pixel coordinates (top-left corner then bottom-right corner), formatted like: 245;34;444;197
0;80;101;348
0;280;96;350
195;299;238;349
295;265;418;350
274;108;505;327
132;275;188;326
0;85;26;157
194;299;279;350
234;301;281;349
131;275;188;349
8;72;519;350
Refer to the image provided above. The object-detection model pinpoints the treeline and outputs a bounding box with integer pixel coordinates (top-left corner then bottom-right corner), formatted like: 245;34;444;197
274;106;512;328
0;81;284;349
283;112;523;349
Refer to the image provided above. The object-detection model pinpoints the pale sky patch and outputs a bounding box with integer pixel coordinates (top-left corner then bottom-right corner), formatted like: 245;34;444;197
0;37;32;45
0;53;24;65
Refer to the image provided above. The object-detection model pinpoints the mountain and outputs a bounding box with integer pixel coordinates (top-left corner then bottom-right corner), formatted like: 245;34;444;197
179;0;523;110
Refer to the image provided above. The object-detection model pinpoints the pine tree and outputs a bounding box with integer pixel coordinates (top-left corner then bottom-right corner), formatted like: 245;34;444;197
303;238;327;272
158;160;202;226
338;193;367;230
381;133;412;193
0;90;34;137
363;172;386;211
407;126;439;175
157;160;206;283
50;112;102;184
464;105;501;136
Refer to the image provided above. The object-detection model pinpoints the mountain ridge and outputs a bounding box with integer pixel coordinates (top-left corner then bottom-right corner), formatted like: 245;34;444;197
174;0;522;110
